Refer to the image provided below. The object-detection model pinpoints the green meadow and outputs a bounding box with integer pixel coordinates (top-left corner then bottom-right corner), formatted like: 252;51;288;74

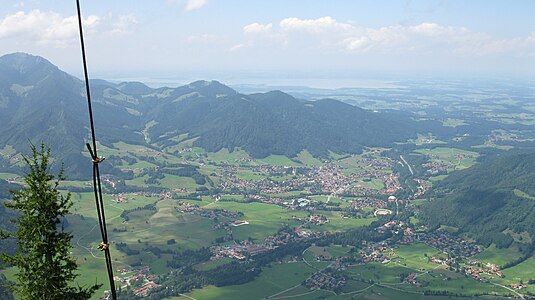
183;261;319;300
415;147;479;171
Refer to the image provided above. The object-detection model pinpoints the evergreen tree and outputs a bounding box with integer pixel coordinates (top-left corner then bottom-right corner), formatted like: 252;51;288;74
0;144;100;300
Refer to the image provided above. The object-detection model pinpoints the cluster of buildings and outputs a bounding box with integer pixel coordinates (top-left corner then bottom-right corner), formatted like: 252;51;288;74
382;174;401;195
402;272;421;286
357;220;483;272
359;242;393;264
422;161;449;174
210;244;272;261
176;201;243;220
289;214;329;226
376;220;406;234
413;178;431;198
210;226;328;262
214;155;400;198
113;266;160;297
308;215;329;225
420;233;481;259
305;270;347;291
283;197;316;209
351;197;388;210
112;195;129;203
462;260;504;280
509;283;527;290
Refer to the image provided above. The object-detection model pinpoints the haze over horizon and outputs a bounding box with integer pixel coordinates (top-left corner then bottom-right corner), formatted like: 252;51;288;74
1;0;535;87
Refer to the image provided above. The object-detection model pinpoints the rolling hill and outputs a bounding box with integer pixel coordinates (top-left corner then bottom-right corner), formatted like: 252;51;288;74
0;52;431;177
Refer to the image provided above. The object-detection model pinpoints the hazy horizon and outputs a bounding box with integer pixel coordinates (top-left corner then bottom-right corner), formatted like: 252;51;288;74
1;0;535;82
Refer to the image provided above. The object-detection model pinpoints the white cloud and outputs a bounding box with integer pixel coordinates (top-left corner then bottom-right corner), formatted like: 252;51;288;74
0;10;137;47
243;22;272;35
235;16;535;57
184;0;207;11
343;36;372;53
0;10;100;47
411;22;468;37
109;14;137;35
229;43;245;52
0;10;51;39
280;16;353;33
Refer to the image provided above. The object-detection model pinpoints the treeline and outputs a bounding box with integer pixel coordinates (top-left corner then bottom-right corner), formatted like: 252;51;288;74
116;242;140;256
161;165;206;185
135;164;207;186
167;247;211;269
318;220;393;247
120;203;156;222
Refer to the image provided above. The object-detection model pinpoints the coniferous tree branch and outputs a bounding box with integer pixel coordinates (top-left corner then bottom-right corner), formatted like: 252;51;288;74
0;143;101;300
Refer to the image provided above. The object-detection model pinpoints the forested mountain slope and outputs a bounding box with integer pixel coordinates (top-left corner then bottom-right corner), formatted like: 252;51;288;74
422;152;535;252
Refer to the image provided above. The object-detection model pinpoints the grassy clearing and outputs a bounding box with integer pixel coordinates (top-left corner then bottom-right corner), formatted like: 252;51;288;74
347;263;412;284
416;270;505;296
184;262;317;300
295;150;323;166
514;189;535;201
264;190;307;197
309;210;376;232
327;245;352;257
495;257;535;294
442;118;467;127
70;192;158;218
390;243;444;271
159;174;200;190
363;179;385;190
206;148;250;165
234;169;266;181
195;257;233;271
113;199;225;250
415;147;479;171
307;245;351;260
208;201;308;241
0;145;17;157
473;244;524;267
347;263;509;299
410;134;447;145
257;155;301;166
302;249;333;271
428;175;448;183
0;172;21;180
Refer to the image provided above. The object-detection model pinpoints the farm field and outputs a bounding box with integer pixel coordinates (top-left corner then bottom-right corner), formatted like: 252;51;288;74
183;261;318;300
415;147;479;171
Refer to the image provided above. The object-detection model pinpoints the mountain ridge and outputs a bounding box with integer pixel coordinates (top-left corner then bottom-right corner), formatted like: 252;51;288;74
0;52;425;177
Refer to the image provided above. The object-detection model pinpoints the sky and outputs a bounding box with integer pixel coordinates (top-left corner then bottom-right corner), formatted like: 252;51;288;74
1;0;535;86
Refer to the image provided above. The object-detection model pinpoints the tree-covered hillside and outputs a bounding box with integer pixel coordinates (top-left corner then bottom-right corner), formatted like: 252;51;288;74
422;152;535;252
147;89;422;158
0;53;143;178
